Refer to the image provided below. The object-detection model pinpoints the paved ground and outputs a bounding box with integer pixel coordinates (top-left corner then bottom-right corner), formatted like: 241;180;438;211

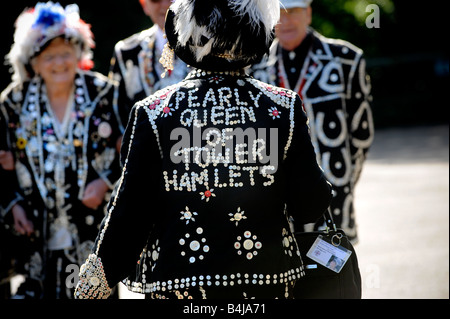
353;124;449;299
11;124;450;299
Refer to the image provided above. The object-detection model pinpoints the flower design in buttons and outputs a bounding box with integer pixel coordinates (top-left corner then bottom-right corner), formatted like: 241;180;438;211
148;98;160;110
269;107;281;120
208;75;224;84
234;231;262;260
200;187;216;202
148;89;172;110
162;104;174;117
229;207;247;226
150;240;160;262
180;206;198;224
282;228;299;257
179;227;210;264
147;240;161;271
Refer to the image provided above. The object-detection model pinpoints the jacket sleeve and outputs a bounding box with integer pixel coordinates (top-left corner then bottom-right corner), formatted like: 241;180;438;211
283;95;333;225
75;103;162;299
346;55;375;184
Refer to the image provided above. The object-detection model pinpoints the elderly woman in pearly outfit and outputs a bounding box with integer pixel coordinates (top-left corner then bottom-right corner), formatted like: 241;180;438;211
0;2;122;299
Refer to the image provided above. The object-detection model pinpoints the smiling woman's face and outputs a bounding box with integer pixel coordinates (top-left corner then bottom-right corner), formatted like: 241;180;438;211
32;37;78;87
275;7;312;51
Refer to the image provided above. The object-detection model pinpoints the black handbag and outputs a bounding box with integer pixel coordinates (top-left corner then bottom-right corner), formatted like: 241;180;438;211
294;210;362;299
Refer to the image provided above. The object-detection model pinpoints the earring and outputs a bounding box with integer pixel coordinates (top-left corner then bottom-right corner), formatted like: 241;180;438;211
159;42;174;78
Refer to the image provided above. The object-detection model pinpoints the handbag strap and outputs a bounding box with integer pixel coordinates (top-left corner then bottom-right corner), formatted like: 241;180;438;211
323;208;350;247
323;208;337;233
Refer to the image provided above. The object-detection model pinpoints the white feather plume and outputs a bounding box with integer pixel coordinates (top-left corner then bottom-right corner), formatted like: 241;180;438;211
170;0;281;62
229;0;280;41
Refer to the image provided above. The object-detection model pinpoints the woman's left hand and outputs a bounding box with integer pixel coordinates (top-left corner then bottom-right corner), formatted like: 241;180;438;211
0;150;14;171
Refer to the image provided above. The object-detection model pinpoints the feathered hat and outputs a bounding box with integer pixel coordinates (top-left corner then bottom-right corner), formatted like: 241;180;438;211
5;1;95;86
164;0;281;71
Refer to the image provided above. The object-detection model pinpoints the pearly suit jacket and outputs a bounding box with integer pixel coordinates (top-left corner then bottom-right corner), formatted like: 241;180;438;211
75;69;332;299
109;25;190;132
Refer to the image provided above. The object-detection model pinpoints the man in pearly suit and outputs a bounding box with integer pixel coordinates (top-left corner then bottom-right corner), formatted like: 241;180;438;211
251;0;374;243
109;0;190;132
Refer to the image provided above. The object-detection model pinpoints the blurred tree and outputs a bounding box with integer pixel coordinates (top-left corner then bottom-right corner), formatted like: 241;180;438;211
310;0;448;127
310;0;396;58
